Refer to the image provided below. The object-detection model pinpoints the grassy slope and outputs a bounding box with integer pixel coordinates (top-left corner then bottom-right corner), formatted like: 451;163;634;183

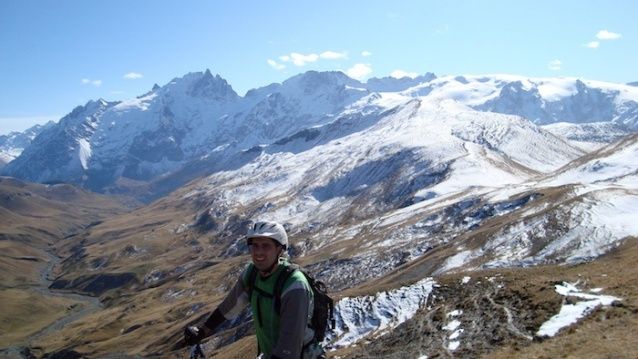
0;289;81;348
0;177;133;348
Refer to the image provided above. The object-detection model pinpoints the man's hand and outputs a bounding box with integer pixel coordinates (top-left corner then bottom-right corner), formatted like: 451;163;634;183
184;325;206;346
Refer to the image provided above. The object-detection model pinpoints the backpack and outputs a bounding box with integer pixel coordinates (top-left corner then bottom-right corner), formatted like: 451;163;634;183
246;263;336;342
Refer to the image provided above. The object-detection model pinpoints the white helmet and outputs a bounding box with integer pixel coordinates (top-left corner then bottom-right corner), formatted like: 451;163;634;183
246;221;288;248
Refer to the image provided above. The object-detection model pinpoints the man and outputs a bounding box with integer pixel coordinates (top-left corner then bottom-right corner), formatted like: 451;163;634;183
183;221;316;358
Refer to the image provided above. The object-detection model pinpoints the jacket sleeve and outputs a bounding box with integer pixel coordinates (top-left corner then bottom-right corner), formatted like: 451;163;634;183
204;267;250;330
270;282;313;359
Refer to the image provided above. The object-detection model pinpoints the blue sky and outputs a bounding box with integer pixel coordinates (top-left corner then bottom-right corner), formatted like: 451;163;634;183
1;0;636;134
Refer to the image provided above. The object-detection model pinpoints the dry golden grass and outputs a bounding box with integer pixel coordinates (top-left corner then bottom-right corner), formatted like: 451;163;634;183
32;254;250;357
0;289;81;347
0;242;47;288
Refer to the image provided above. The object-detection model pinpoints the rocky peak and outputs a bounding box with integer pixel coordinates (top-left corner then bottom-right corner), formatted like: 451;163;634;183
187;69;239;101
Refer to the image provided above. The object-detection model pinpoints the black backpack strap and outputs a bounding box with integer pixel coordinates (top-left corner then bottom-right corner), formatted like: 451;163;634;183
246;264;258;299
273;264;297;316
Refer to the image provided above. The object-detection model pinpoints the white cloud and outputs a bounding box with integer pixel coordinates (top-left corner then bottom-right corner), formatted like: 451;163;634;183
81;78;102;87
584;41;600;49
548;59;562;71
320;51;347;60
596;30;622;40
289;52;319;66
361;51;372;57
346;63;372;80
390;70;418;79
277;50;348;67
267;59;286;71
123;72;143;79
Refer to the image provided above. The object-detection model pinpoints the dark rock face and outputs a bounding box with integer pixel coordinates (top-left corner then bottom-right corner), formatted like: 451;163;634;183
44;349;84;359
477;81;547;123
50;272;138;296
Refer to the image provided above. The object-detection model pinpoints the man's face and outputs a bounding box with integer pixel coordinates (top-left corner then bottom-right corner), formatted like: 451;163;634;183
248;236;281;273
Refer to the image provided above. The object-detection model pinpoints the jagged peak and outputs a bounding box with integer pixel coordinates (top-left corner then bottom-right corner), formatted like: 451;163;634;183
181;70;239;100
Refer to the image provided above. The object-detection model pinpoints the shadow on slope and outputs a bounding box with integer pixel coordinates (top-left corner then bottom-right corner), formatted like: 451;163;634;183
312;149;449;206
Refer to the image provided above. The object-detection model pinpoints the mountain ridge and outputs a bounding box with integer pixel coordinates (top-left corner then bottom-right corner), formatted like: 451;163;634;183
2;70;637;201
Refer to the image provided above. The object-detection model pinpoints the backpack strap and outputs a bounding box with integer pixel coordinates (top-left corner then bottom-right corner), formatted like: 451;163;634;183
246;264;259;299
273;264;297;315
246;263;297;320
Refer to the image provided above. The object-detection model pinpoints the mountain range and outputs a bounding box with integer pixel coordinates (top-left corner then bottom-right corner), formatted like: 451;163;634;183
0;122;54;169
2;70;636;201
1;69;637;358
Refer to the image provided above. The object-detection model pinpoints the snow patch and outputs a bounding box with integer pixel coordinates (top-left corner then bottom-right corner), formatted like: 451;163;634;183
328;278;435;348
536;282;620;337
443;310;464;351
434;250;480;274
536;80;578;101
77;138;92;169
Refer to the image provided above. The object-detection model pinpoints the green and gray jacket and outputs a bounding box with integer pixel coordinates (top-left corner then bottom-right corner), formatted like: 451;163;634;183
213;259;315;358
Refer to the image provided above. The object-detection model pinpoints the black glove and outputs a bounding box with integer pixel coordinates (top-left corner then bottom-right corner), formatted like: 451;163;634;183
184;325;205;346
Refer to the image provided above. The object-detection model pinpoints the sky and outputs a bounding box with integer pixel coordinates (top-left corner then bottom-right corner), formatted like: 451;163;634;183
1;0;636;134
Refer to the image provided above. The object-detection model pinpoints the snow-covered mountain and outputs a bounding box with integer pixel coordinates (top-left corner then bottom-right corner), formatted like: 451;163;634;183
1;70;372;191
409;75;638;127
541;121;631;151
0;122;54;169
3;70;637;199
180;91;638;288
